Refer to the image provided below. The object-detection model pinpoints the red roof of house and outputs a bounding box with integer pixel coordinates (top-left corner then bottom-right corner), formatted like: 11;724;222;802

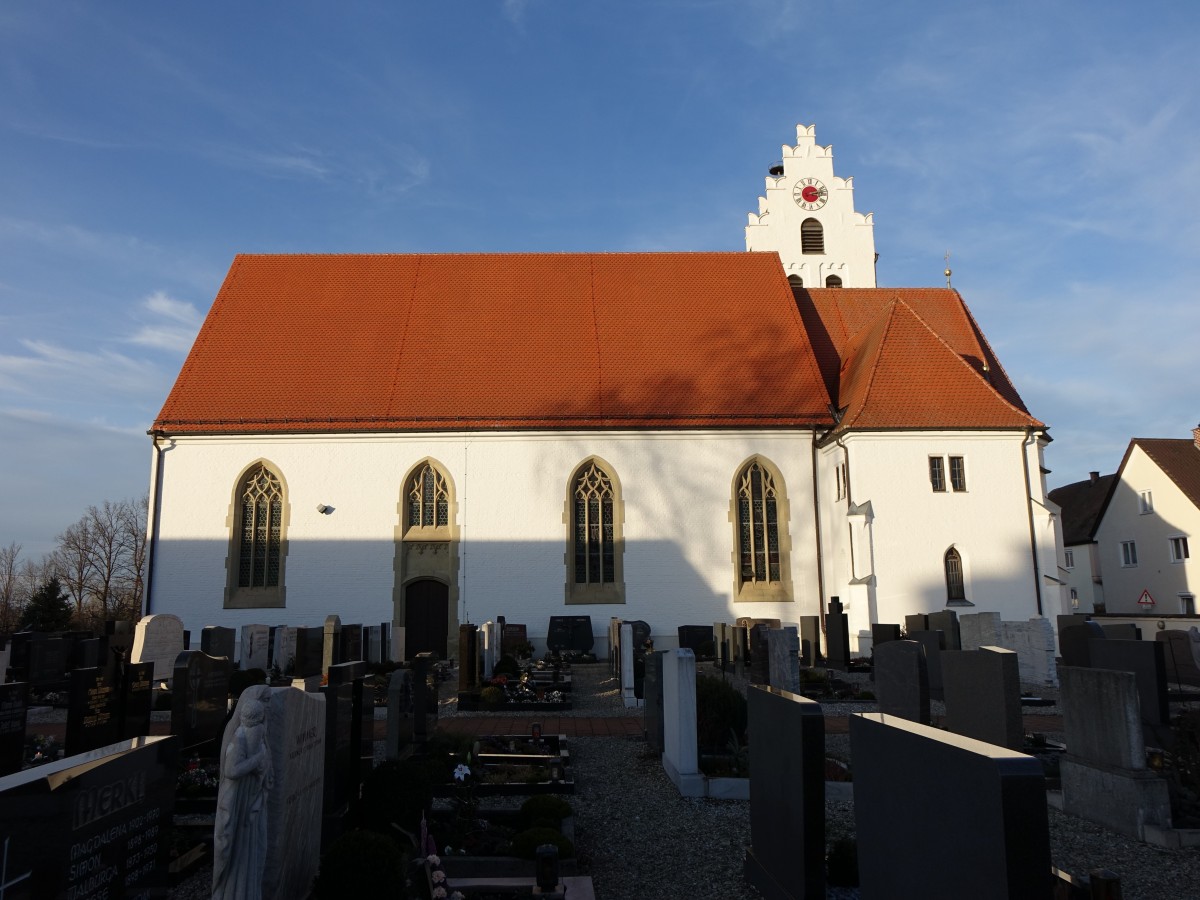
153;253;1042;435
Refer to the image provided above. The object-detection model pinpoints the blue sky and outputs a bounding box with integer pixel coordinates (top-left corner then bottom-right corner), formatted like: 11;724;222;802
2;1;1198;558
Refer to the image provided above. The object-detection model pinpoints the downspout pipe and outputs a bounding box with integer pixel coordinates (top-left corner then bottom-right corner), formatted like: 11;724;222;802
144;430;166;616
1021;428;1045;617
810;432;826;620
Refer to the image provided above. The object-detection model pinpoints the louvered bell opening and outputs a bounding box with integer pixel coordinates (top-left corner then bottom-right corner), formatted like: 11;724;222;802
825;275;843;288
801;218;824;254
787;274;803;299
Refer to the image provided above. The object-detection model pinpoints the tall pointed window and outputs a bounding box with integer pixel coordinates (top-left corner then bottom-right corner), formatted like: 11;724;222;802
801;218;824;254
944;547;966;602
408;464;449;529
226;461;288;608
732;458;793;601
566;459;625;604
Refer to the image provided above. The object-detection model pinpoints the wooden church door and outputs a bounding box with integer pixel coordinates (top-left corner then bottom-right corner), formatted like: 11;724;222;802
404;578;449;659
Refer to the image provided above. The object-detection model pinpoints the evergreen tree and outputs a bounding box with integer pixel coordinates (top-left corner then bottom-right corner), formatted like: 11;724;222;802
18;577;74;632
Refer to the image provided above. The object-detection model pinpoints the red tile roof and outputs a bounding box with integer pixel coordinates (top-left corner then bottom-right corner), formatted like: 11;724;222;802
1134;439;1200;510
154;253;832;433
153;254;1042;435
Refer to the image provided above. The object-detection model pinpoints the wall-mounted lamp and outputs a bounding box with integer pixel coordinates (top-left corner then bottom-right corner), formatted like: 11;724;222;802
316;504;332;515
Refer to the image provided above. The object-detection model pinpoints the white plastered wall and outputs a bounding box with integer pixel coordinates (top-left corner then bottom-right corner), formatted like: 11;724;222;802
147;430;823;647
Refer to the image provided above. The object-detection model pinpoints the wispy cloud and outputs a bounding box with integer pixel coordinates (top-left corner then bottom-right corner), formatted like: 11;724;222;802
128;289;205;354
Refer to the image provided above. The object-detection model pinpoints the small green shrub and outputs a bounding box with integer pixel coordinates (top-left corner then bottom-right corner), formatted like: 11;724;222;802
695;675;747;751
313;829;407;899
492;655;521;677
480;685;505;706
508;827;574;860
360;759;433;836
519;795;572;830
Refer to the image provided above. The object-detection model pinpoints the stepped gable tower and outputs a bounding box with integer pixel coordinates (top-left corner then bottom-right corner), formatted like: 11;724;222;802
746;124;877;288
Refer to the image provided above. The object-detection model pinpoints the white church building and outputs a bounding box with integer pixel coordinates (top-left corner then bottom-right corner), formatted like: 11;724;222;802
144;125;1064;659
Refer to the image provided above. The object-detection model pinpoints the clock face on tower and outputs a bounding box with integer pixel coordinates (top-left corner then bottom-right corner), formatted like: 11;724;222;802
792;178;828;211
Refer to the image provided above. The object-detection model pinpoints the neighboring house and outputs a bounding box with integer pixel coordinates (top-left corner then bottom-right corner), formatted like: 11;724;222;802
144;125;1061;658
1090;430;1200;616
1048;471;1115;613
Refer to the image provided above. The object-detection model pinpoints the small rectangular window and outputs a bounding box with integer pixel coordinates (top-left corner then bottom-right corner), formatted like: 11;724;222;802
1170;536;1190;563
949;456;966;492
1139;490;1154;514
1064;549;1075;569
1182;594;1196;615
929;457;945;492
1121;540;1138;567
1070;588;1079;609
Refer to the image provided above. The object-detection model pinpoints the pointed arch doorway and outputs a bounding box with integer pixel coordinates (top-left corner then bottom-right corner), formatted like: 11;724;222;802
403;578;449;660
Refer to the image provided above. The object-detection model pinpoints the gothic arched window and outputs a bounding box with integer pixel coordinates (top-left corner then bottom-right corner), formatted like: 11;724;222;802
408;463;449;529
738;461;781;584
825;274;843;288
945;547;966;601
226;461;288;608
801;218;824;254
566;459;625;604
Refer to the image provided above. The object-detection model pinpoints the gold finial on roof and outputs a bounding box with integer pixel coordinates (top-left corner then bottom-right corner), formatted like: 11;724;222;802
943;250;952;288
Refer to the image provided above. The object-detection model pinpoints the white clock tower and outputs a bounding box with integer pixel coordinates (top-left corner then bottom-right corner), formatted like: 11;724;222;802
746;124;877;287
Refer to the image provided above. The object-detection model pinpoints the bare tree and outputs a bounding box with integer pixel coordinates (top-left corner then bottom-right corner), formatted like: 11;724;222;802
17;556;53;619
116;496;148;619
0;542;21;632
85;500;126;621
53;517;94;619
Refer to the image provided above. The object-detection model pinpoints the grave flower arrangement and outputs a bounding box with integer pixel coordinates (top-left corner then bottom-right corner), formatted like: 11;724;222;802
176;756;220;797
23;733;61;768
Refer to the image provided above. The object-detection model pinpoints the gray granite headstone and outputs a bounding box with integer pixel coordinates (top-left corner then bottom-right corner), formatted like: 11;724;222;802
927;610;962;651
744;686;825;900
871;623;902;651
0;735;178;899
131;613;186;681
874;640;930;724
644;650;666;754
338;624;363;663
272;626;297;675
905;630;946;701
201;625;237;662
220;685;325;900
942;647;1023;750
1100;623;1140;641
1089;638;1169;727
766;627;800;693
386;669;414;760
241;624;271;672
367;626;383;665
904;613;930;635
850;713;1050;899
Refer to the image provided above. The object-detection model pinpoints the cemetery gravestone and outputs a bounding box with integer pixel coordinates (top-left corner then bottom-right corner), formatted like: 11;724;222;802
825;597;850;671
119;661;154;741
678;625;714;659
619;623;640;708
904;613;929;635
0;735;178;899
65;667;119;756
850;713;1051;900
458;624;479;691
744;685;825;900
201;625;237;662
1100;623;1140;641
905;630;946;701
748;624;771;685
644;650;666;754
170;650;233;752
1089;639;1169;727
241;624;271;672
799;615;822;667
0;682;28;776
941;647;1023;750
412;654;437;748
500;622;529;658
6;631;43;683
339;624;364;663
547;615;595;655
874;640;930;724
927;610;962;651
131;613;186;681
104;619;135;666
321;676;355;848
273;626;298;675
28;637;69;692
220;685;325;900
367;625;383;665
293;627;324;678
765;627;800;693
73;636;107;673
1157;630;1200;686
322;615;342;674
871;623;902;651
328;661;372;784
1059;621;1105;668
1056;614;1090;652
386;669;414;760
661;648;702;796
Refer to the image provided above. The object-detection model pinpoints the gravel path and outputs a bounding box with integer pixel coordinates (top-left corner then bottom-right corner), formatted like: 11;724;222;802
172;662;1200;899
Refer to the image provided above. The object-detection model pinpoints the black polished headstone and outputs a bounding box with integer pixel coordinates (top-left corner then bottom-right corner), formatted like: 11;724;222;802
1100;623;1140;641
200;625;236;661
0;735;179;899
500;623;528;658
327;661;372;783
411;653;436;749
926;611;962;651
906;630;946;701
170;650;233;752
119;661;155;741
27;637;69;691
458;624;479;691
339;624;364;663
73;636;108;673
0;682;29;776
677;626;714;658
546;615;594;654
386;669;414;759
871;623;902;651
748;624;771;685
1056;614;1090;653
321;676;355;848
825;598;850;671
293;626;324;677
904;613;929;636
643;650;666;754
799;616;822;667
65;667;120;756
942;648;1023;751
851;713;1051;900
744;686;825;900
